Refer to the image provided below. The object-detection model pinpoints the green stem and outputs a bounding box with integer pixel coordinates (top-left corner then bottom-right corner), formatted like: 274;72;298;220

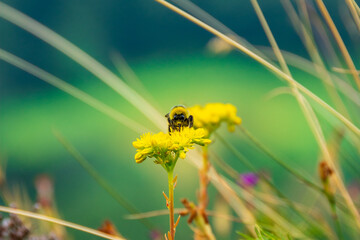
238;126;323;192
53;130;156;230
325;184;343;240
214;132;329;237
238;126;352;215
331;199;343;240
193;213;216;240
168;170;175;240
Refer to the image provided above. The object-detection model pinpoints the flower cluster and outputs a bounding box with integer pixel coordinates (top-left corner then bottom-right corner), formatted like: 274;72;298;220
133;128;211;168
188;103;242;136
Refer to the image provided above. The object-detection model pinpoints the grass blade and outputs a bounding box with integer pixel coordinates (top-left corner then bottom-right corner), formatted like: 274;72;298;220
345;0;360;32
260;48;360;107
172;0;273;63
155;0;360;228
0;2;166;131
250;0;290;76
154;0;360;138
53;130;156;231
215;174;307;239
0;206;125;240
282;0;350;118
210;148;332;239
0;49;147;134
110;51;161;111
315;0;360;90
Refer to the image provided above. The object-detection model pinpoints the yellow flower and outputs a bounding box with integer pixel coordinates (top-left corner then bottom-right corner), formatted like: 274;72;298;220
170;128;212;159
188;103;242;136
132;128;211;166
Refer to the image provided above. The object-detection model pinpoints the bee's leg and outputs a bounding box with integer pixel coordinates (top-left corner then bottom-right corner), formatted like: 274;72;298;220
184;119;189;128
174;123;178;131
189;115;193;128
168;119;173;134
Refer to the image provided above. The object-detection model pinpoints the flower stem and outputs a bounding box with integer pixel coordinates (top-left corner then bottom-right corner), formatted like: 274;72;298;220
214;133;329;237
194;213;216;240
197;146;217;240
323;180;343;240
238;126;323;192
328;195;343;240
199;146;209;213
168;170;175;240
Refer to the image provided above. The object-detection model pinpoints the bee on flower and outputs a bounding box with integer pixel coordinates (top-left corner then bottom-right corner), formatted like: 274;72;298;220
132;106;211;240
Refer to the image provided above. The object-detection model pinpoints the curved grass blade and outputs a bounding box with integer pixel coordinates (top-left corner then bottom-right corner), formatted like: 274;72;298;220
110;51;162;111
251;0;290;76
0;2;166;132
214;134;332;238
53;130;157;231
154;0;360;138
351;0;360;16
281;0;350;119
0;3;257;235
0;49;148;134
260;48;360;107
171;0;273;64
250;2;344;237
125;208;243;223
345;0;360;32
0;205;125;240
189;149;310;238
213;173;307;239
238;125;353;214
153;0;360;227
333;67;360;75
1;0;358;234
210;150;333;239
218;130;322;192
315;0;360;90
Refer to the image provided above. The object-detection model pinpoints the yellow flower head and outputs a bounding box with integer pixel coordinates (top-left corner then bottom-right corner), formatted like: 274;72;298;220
133;128;211;166
188;103;242;136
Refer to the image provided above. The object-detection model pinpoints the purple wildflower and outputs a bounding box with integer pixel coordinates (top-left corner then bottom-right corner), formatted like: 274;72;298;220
149;229;162;240
238;172;259;188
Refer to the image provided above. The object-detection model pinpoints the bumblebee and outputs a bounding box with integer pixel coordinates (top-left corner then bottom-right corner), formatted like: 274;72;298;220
165;105;193;133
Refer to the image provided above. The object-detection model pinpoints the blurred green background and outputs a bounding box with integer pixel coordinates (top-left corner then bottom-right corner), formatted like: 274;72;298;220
0;0;357;239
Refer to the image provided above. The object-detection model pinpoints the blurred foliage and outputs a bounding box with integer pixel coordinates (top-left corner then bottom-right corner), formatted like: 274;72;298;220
0;0;359;239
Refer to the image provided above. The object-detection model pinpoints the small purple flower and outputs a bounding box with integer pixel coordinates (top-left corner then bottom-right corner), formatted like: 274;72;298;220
238;172;259;188
149;229;162;240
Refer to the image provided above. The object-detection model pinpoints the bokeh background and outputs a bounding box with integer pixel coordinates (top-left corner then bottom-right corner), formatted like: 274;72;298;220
0;0;357;239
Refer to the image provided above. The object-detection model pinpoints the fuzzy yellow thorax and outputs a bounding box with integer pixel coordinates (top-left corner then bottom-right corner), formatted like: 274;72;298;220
169;105;190;119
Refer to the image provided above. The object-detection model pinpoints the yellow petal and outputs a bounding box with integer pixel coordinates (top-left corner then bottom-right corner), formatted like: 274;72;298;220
179;151;186;159
135;152;146;163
